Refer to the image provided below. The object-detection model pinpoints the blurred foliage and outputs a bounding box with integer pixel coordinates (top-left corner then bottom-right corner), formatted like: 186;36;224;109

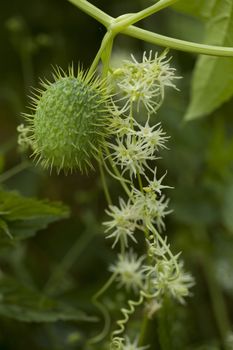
184;0;233;120
0;0;233;349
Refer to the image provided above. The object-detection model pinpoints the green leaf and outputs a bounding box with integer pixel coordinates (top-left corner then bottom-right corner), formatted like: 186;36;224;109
0;188;69;245
172;0;216;19
185;0;233;121
148;0;215;19
0;276;96;322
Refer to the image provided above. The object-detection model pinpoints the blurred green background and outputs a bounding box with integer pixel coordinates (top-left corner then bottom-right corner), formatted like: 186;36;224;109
0;0;233;349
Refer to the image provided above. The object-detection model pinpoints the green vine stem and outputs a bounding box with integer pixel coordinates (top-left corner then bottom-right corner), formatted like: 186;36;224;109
68;0;111;27
202;255;231;349
43;227;96;295
111;0;180;32
0;161;30;183
67;0;233;57
89;273;117;344
138;314;150;347
99;160;112;205
123;26;233;57
88;31;114;78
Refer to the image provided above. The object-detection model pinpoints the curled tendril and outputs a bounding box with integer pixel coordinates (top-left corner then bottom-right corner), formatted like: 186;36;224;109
110;337;124;350
111;290;158;340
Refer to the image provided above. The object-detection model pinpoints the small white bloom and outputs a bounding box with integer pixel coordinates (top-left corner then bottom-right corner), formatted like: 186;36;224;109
109;114;133;137
112;49;179;114
155;195;172;231
133;189;171;231
104;198;137;248
122;336;149;350
144;260;194;304
144;299;162;319
146;235;170;258
143;168;172;196
110;250;145;292
109;136;156;178
135;121;169;154
168;268;195;304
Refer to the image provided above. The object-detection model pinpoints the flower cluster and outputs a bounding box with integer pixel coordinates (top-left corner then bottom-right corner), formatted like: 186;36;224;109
104;166;171;250
111;49;179;113
108;118;167;178
144;236;194;305
103;51;194;348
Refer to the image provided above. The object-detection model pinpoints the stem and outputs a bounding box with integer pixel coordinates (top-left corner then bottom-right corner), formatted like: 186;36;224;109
128;103;144;195
89;273;117;344
88;31;113;78
93;273;116;301
123;26;233;57
104;145;131;197
0;161;30;183
101;35;114;78
67;0;112;27
44;228;95;295
68;0;233;57
99;160;112;205
112;0;181;32
202;256;231;348
149;224;179;277
137;172;144;192
136;171;151;242
138;314;150;347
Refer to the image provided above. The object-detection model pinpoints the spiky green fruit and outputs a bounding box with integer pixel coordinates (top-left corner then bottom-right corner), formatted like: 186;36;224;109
21;67;111;173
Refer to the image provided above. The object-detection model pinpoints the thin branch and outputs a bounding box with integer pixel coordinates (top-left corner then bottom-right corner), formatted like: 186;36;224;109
124;26;233;57
67;0;112;27
112;0;181;30
67;0;233;57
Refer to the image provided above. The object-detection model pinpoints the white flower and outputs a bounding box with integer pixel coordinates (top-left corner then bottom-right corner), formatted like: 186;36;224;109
122;337;149;350
155;195;172;231
109;251;145;292
103;198;137;248
144;299;162;319
143;260;194;304
112;49;179;114
168;268;195;304
109;114;133;137
135;121;169;154
143;168;172;196
132;189;171;231
109;136;156;178
146;235;170;258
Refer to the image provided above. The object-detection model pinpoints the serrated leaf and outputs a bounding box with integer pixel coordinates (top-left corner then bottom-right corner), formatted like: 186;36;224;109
172;0;216;19
0;276;96;323
0;189;69;245
185;0;233;121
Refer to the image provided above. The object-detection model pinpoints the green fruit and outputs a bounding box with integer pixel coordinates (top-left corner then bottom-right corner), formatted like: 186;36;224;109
22;67;111;173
